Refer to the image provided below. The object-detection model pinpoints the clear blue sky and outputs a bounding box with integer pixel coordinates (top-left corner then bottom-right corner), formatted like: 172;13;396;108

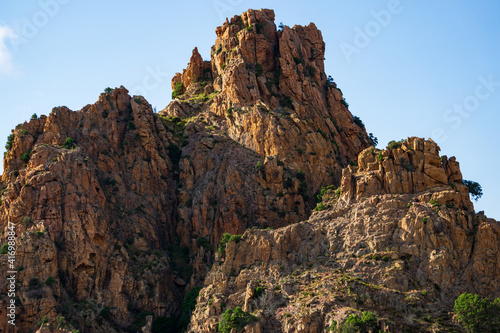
1;1;499;220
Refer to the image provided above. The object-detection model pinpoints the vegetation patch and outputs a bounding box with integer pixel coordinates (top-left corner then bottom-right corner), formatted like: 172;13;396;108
463;180;483;201
218;306;258;333
255;62;264;76
387;139;404;150
172;82;184;99
218;233;243;256
454;292;500;333
333;311;380;333
5;134;14;151
20;150;32;163
0;243;8;254
353;116;364;128
62;137;75;149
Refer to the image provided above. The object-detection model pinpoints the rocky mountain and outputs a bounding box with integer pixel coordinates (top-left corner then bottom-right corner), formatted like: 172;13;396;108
0;8;497;333
188;138;499;332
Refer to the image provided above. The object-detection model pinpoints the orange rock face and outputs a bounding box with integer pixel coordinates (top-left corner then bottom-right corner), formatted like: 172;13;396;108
0;88;181;332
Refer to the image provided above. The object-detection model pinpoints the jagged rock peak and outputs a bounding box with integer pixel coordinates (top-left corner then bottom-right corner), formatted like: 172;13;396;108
165;8;371;195
340;137;473;210
171;8;338;112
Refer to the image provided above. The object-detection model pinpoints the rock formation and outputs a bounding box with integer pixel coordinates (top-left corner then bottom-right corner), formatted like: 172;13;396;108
0;8;497;333
188;138;499;332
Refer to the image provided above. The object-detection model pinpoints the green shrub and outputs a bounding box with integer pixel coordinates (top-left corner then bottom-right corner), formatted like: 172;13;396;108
377;153;383;161
218;306;258;333
5;134;14;151
296;169;305;180
463;180;483;202
21;216;32;224
21;129;28;135
45;276;56;285
253;286;265;299
172;82;184;99
104;87;112;94
31;113;38;120
226;107;234;117
429;199;441;207
454;292;500;333
100;307;111;320
387;140;404;150
293;57;304;65
196;237;213;251
56;316;67;329
218;233;243;255
326;319;337;331
178;287;202;329
281;96;294;109
314;203;327;211
317;128;327;140
316;185;336;202
255;161;263;172
168;144;182;165
306;65;316;77
20;150;31;162
341;98;349;109
368;133;378;146
335;188;341;198
422;217;428;224
353;116;364;128
255;62;263;76
62;137;75;149
404;163;416;172
337;311;379;333
0;243;8;254
255;22;264;34
216;45;222;55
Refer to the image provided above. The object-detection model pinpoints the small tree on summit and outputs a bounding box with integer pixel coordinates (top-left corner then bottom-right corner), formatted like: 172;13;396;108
463;180;483;201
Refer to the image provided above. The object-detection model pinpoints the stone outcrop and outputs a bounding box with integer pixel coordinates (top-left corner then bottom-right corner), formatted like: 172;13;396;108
0;88;181;332
187;138;499;333
340;137;472;210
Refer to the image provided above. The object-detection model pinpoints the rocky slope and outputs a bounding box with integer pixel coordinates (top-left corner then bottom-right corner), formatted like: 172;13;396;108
0;8;375;333
188;138;499;333
0;89;182;332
